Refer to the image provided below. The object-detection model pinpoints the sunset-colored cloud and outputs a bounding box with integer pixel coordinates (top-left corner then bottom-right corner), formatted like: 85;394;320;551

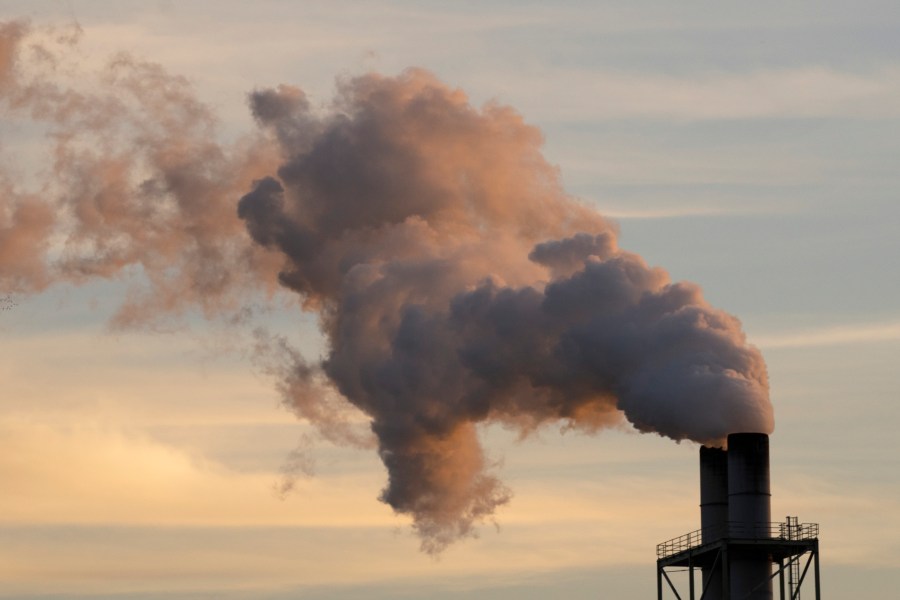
755;319;900;349
1;4;898;599
463;63;900;125
0;415;393;527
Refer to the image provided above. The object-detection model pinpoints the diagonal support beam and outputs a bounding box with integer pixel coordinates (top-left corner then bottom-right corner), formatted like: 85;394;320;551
698;548;722;600
791;553;815;600
740;554;805;600
662;569;683;600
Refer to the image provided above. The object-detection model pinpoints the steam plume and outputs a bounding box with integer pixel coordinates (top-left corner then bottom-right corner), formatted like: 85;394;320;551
1;22;772;553
239;70;772;550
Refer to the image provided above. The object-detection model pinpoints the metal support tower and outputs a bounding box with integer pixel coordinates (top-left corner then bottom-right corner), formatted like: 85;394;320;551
656;519;820;600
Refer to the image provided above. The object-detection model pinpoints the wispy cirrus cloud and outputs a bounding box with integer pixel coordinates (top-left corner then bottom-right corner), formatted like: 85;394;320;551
479;66;900;123
754;319;900;349
596;202;796;220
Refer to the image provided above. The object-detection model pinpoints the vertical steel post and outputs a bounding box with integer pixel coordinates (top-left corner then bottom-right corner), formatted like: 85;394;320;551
813;541;821;600
658;563;664;600
722;544;730;600
690;554;695;600
778;558;785;600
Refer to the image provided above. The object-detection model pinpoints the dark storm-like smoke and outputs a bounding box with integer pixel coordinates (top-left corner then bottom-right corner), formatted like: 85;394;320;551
1;21;772;553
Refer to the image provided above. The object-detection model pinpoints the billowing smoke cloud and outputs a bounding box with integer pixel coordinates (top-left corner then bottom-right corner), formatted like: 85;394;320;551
239;70;772;550
1;21;772;553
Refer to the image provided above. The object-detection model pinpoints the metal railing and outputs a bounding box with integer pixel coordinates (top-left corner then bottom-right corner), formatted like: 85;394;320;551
657;521;819;559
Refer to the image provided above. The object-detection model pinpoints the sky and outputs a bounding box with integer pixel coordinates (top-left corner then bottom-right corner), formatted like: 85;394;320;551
1;1;899;598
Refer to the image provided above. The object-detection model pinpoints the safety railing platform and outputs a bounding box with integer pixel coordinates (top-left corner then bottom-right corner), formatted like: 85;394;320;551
657;521;819;560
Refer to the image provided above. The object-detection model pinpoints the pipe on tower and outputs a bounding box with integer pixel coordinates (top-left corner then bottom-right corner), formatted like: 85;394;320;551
727;432;773;600
699;446;728;600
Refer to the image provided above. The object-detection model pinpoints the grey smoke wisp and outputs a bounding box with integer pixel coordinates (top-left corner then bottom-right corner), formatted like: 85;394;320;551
1;22;772;553
0;21;282;326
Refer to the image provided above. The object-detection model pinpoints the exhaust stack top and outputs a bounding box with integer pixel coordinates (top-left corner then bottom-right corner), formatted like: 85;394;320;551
727;432;773;600
699;446;729;600
727;432;771;538
658;432;821;600
699;446;729;540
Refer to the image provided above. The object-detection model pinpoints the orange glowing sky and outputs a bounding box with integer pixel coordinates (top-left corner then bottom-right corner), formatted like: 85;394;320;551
2;2;899;598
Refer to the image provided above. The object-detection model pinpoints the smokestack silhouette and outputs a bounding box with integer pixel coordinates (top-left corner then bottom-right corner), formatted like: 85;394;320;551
699;446;728;599
664;434;818;600
727;433;773;599
1;21;773;552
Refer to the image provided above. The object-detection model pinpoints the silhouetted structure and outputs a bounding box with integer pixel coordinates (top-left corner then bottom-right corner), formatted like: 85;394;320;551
656;433;820;599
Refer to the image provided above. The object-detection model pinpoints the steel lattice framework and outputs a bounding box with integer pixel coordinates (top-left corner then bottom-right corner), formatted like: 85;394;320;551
656;519;821;600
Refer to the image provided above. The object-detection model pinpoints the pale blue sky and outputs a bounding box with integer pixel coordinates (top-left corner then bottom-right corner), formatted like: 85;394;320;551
1;1;899;598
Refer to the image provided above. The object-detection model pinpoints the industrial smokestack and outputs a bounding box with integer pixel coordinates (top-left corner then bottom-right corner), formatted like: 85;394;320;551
662;435;821;599
700;446;729;537
699;446;728;600
727;432;773;599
